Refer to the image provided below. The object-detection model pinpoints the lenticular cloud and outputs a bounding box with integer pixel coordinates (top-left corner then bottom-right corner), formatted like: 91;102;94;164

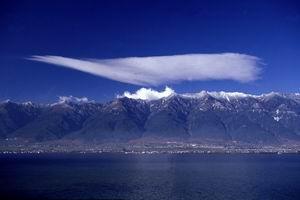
28;53;262;86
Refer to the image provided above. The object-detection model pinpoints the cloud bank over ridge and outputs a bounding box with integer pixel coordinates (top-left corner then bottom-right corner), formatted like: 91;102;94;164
28;53;262;86
120;87;175;100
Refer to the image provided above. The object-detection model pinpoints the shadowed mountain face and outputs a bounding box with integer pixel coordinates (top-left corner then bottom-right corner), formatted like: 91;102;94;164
12;102;102;142
1;92;300;144
0;101;40;139
70;98;150;142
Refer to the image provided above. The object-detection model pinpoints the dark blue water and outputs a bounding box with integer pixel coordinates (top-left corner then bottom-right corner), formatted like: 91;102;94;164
0;153;300;200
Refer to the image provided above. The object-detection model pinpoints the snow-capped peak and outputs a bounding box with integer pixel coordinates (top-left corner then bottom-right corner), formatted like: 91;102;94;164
207;91;255;100
258;92;282;98
117;87;300;102
181;91;256;101
22;101;34;106
181;91;210;98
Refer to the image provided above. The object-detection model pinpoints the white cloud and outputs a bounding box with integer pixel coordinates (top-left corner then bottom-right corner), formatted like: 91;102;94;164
118;87;263;101
119;86;175;100
59;95;89;102
28;53;262;86
55;96;92;104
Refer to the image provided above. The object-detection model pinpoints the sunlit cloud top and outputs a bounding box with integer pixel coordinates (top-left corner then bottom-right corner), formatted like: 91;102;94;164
28;53;262;86
119;87;175;100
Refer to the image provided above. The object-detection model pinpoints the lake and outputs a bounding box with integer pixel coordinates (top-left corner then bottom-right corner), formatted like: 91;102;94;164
0;153;300;200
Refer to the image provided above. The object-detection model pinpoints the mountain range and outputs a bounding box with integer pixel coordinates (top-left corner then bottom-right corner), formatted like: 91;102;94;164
1;91;300;145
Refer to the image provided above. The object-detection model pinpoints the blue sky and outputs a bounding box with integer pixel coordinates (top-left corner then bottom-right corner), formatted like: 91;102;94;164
0;0;300;102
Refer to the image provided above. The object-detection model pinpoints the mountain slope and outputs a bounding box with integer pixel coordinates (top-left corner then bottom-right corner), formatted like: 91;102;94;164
71;98;150;141
1;91;300;144
0;101;40;138
12;100;102;141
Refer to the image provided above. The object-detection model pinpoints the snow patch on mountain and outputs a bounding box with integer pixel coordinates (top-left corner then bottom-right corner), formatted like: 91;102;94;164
22;101;34;106
182;91;256;100
273;116;281;122
119;87;300;101
210;91;256;100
